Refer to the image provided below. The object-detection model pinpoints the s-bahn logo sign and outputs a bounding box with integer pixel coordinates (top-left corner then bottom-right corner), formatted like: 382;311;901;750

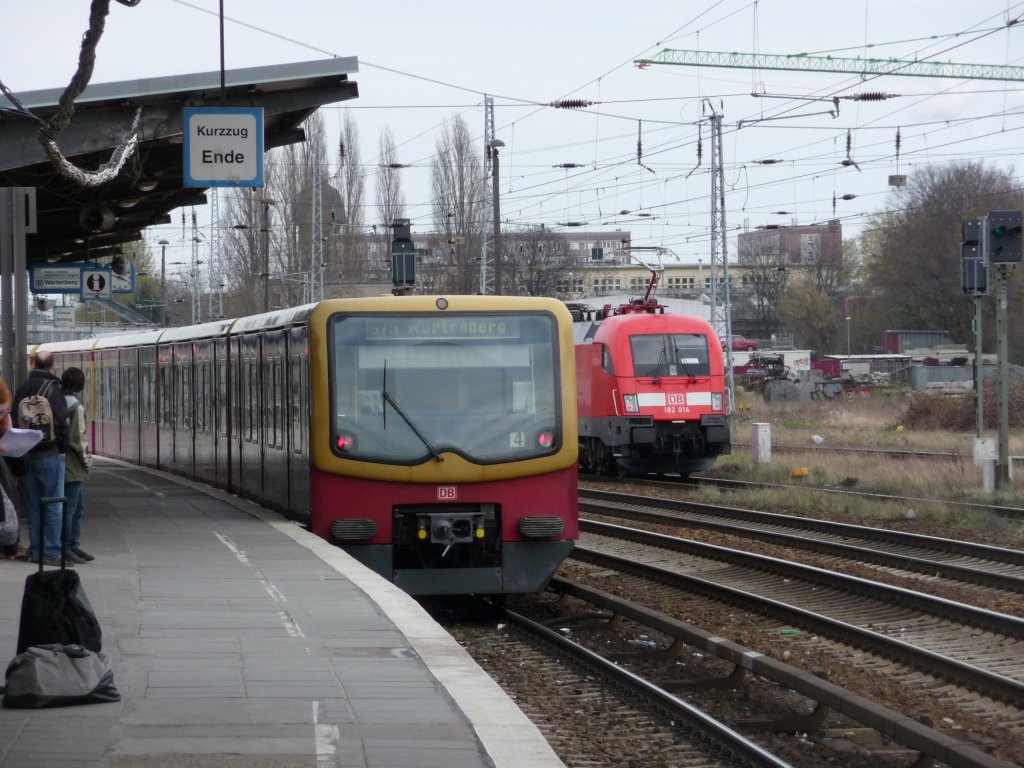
183;107;264;188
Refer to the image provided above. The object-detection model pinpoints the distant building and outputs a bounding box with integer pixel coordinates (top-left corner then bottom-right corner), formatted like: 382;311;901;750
736;221;843;270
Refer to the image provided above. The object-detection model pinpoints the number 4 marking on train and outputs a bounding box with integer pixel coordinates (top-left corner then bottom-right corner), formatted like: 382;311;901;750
509;432;526;448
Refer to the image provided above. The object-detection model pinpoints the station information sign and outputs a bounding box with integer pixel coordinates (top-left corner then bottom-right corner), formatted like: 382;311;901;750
183;107;264;188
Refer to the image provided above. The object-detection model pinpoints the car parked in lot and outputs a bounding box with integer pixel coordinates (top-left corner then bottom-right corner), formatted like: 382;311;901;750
723;335;759;351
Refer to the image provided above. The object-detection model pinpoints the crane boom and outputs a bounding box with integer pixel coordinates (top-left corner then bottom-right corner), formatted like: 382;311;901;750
635;49;1024;82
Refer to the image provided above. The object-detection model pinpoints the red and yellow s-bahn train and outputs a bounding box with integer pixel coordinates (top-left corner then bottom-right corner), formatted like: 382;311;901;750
572;301;731;477
39;295;579;596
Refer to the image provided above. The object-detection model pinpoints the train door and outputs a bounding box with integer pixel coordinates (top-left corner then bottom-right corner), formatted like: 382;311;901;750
286;325;310;522
119;348;139;462
260;329;288;511
173;341;195;479
228;334;242;495
193;339;216;485
99;350;120;459
157;343;174;472
214;335;230;490
236;333;263;502
139;345;158;468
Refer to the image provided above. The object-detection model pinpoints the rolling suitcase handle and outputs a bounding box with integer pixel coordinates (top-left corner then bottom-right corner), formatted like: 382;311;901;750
40;496;68;571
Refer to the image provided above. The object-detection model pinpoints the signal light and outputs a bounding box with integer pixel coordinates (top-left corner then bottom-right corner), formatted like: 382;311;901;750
986;210;1022;264
336;434;355;452
536;430;555;449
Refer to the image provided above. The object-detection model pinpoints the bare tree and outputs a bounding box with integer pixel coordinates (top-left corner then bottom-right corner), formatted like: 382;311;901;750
777;281;839;351
863;161;1022;357
430;115;486;293
736;233;789;333
331;112;366;286
374;128;406;275
254;112;333;309
220;154;280;316
502;226;572;297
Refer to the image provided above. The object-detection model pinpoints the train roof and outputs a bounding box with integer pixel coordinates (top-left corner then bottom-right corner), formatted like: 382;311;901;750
158;319;237;344
91;329;165;350
572;309;717;345
36;337;99;354
229;303;317;335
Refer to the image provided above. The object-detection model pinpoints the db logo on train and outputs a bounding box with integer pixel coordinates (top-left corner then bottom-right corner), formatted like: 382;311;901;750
437;486;458;500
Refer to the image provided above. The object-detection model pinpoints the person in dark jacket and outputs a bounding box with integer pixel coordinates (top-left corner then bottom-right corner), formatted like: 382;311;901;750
12;350;68;566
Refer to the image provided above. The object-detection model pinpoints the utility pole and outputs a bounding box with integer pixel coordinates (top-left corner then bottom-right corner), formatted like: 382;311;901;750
707;105;735;409
0;188;34;386
491;140;503;295
261;198;276;312
311;166;323;303
158;239;169;327
191;210;201;324
481;96;496;294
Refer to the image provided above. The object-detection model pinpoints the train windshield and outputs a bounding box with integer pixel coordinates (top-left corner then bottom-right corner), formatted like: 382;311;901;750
330;312;560;464
629;333;711;378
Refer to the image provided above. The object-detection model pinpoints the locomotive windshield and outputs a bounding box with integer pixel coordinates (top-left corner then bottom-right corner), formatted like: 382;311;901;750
330;312;560;464
629;333;711;378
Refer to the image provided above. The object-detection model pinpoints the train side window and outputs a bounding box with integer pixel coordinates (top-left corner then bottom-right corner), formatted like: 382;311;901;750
263;359;273;447
218;360;227;436
599;344;615;375
276;360;284;450
141;364;153;423
290;359;302;454
199;361;209;433
123;364;135;423
104;365;117;422
245;361;255;443
179;362;192;429
159;364;172;427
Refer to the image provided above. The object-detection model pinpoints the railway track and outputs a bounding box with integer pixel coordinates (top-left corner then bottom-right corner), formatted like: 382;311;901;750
434;599;791;768
579;488;1024;595
581;473;1024;521
574;521;1024;705
553;510;1024;763
437;580;1019;767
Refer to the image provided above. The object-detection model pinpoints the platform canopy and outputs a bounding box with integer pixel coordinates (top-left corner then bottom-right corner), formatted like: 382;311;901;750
0;57;359;265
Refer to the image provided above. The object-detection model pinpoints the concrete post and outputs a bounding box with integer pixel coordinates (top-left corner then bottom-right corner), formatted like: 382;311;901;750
752;422;772;464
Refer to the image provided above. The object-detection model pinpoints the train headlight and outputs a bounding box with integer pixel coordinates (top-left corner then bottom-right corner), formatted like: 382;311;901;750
712;393;723;411
536;429;555;449
336;433;355;452
623;394;639;413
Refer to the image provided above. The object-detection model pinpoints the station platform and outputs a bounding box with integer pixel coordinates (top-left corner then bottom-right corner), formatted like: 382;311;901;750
0;459;564;768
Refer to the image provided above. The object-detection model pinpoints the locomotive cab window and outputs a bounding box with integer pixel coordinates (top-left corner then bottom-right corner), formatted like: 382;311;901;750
630;333;710;378
330;312;560;464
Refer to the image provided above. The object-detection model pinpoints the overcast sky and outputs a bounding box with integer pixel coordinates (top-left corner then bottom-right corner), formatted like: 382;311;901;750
3;0;1023;269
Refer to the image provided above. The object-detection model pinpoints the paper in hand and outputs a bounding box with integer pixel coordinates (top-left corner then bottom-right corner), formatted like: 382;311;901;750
0;428;44;458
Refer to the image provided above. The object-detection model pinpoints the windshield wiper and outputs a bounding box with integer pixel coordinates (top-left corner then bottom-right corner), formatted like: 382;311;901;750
382;392;444;462
671;343;697;381
381;363;443;463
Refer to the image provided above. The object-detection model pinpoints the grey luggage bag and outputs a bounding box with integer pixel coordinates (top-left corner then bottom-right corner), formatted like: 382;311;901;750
3;643;120;709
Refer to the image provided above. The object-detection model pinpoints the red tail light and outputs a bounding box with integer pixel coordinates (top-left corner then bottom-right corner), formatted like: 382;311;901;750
537;430;555;449
336;433;355;452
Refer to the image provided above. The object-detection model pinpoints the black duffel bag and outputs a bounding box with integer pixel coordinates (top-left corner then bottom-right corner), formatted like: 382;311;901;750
3;644;120;709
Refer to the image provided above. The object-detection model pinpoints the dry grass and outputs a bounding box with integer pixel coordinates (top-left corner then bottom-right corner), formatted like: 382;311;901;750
714;390;1024;524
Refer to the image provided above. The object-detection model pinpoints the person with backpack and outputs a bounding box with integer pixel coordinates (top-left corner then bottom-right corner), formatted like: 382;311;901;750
61;367;93;563
12;350;69;566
